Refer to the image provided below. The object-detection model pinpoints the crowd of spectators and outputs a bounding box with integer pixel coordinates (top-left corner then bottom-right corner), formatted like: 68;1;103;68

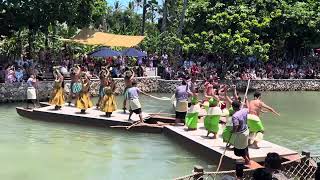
1;49;320;83
158;53;320;80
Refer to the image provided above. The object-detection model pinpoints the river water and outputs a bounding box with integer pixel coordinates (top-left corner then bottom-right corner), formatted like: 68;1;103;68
0;92;319;179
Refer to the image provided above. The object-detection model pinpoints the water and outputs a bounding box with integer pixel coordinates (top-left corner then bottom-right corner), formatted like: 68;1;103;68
0;92;319;179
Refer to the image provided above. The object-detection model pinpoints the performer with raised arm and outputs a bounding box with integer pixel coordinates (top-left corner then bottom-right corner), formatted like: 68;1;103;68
96;67;110;109
175;80;192;125
68;65;81;106
185;88;201;130
75;73;93;114
49;67;65;110
248;92;280;149
100;76;117;117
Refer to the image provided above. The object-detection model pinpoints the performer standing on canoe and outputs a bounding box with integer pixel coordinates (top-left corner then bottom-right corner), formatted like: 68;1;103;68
231;101;250;165
203;78;215;111
96;67;110;109
175;80;192;125
75;73;93;114
49;67;65;110
100;77;117;117
26;74;38;109
123;69;135;113
185;88;201;130
248;92;280;149
126;81;150;123
204;97;222;138
68;65;82;106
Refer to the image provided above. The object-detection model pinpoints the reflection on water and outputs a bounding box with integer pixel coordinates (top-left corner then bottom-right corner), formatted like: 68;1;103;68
0;92;319;179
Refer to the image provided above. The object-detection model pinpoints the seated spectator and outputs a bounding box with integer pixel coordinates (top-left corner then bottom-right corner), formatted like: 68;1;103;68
253;168;272;180
15;67;24;82
136;64;144;77
264;152;289;180
6;65;16;83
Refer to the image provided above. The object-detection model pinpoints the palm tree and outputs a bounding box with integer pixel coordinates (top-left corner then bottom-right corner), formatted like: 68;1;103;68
141;0;147;35
177;0;188;38
147;0;158;23
134;0;143;13
161;0;168;32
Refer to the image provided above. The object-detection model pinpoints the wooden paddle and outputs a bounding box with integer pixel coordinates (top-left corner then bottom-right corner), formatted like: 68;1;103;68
241;79;251;108
148;95;171;101
214;79;251;177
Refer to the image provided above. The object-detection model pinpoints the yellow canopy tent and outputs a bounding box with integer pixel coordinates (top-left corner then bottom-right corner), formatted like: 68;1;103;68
62;28;145;48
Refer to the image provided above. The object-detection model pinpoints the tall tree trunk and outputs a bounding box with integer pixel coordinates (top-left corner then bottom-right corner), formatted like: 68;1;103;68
161;0;168;32
177;0;188;38
141;0;147;35
27;28;34;59
151;6;154;23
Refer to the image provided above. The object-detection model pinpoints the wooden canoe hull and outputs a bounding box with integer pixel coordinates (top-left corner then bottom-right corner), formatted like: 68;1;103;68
16;107;163;133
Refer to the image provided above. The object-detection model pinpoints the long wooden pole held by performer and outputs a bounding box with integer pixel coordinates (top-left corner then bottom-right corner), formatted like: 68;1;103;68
214;79;251;176
242;79;251;108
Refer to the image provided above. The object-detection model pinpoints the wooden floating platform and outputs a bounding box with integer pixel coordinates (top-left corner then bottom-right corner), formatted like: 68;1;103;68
16;103;300;170
16;104;176;133
163;124;299;170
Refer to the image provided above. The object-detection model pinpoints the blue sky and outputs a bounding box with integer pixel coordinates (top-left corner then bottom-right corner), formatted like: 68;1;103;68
107;0;131;7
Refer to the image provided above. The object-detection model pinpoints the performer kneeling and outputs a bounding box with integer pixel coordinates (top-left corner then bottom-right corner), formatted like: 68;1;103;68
50;67;65;110
76;73;93;114
204;98;222;139
185;90;201;130
100;78;117;117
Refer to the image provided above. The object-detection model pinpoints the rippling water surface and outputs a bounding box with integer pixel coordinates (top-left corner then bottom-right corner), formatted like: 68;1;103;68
0;92;319;179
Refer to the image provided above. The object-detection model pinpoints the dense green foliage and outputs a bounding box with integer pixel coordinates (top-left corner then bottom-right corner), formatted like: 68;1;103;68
0;0;319;62
183;0;320;61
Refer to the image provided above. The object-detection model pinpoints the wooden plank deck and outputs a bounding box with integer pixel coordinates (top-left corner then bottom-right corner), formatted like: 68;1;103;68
36;105;150;122
16;105;165;133
164;123;299;169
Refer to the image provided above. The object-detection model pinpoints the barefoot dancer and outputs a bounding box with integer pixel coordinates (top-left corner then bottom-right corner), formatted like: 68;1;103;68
185;88;201;130
248;92;280;149
49;67;65;110
126;81;149;122
202;78;215;111
123;69;135;113
26;75;38;109
100;77;117;117
175;80;192;125
96;67;110;108
204;97;222;139
75;73;93;114
68;65;81;106
231;101;250;165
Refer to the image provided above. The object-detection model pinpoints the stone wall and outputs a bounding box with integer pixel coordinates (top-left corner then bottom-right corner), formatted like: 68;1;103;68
158;79;320;92
0;76;160;103
1;78;320;103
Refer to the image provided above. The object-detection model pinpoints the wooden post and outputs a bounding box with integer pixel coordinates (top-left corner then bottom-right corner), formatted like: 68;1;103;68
315;162;320;179
301;151;311;178
302;151;311;164
193;165;204;180
236;161;244;178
